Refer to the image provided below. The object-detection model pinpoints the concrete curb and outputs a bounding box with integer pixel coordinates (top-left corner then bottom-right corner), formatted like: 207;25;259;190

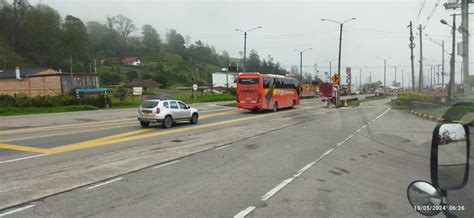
408;110;461;123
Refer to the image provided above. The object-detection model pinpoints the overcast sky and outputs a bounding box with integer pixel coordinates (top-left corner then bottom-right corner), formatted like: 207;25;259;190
29;0;473;87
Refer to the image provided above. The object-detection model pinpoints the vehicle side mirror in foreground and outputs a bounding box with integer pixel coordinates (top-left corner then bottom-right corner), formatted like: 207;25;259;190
431;123;470;190
407;180;442;216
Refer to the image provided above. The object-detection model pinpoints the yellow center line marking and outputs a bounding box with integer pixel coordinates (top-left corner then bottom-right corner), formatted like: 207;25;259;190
0;109;243;154
47;106;314;154
0;124;138;143
0;143;50;154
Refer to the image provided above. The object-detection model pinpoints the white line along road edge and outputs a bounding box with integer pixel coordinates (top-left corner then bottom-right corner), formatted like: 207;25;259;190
0;205;35;217
87;177;123;190
153;160;180;169
233;107;390;217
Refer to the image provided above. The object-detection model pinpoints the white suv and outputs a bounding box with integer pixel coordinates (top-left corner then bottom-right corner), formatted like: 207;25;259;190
137;99;199;128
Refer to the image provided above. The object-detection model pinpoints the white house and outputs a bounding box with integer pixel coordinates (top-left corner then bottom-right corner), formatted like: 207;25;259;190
122;56;142;66
212;72;237;88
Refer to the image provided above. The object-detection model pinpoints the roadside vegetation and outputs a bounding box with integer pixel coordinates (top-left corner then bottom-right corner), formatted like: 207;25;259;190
391;91;474;121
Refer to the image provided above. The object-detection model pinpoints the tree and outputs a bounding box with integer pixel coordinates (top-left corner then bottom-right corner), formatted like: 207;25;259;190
127;70;138;81
246;50;260;72
111;14;136;42
11;0;30;48
87;21;120;56
19;4;60;65
59;15;89;61
166;29;185;53
141;24;160;51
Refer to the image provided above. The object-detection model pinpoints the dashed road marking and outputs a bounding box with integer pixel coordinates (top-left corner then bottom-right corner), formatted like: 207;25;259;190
0;154;49;165
233;107;391;217
153;160;180;169
87;177;123;190
0;205;35;217
234;206;257;218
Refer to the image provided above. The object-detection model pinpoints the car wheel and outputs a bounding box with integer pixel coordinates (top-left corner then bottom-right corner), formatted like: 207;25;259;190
272;102;278;112
190;113;199;124
251;109;259;113
162;116;173;128
290;100;295;109
140;121;150;128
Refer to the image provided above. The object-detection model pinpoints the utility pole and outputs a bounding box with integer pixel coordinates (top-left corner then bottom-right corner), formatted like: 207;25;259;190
442;41;445;87
448;14;456;102
437;65;440;85
295;48;312;82
461;0;470;96
2;57;5;71
69;56;73;77
94;59;97;74
300;51;302;81
394;66;397;88
359;68;362;92
235;26;262;72
384;59;386;94
408;21;416;91
418;24;424;92
402;69;404;89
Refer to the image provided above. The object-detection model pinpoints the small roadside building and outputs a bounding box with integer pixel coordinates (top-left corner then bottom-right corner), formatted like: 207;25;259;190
0;68;100;97
122;56;142;66
212;72;237;89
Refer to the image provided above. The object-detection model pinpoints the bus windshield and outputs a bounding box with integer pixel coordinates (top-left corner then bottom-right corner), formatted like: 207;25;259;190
238;77;259;85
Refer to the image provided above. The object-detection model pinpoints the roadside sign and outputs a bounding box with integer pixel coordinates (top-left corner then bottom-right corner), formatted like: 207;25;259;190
192;84;198;91
331;74;340;84
133;87;143;96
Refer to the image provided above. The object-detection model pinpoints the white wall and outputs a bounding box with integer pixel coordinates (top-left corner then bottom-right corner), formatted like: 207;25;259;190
212;72;237;88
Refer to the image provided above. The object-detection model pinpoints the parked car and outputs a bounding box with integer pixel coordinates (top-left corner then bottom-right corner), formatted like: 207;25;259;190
137;99;199;128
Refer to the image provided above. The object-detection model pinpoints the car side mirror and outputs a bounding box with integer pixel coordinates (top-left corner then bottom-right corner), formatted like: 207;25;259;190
431;123;470;190
407;180;443;216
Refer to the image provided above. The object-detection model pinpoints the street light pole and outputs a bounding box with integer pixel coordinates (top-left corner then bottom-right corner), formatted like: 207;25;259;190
441;16;456;102
235;26;262;72
377;57;392;95
321;17;356;107
295;48;312;82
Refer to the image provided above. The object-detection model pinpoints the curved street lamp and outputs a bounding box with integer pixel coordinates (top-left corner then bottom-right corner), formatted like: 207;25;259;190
294;48;312;81
235;26;263;72
321;17;356;107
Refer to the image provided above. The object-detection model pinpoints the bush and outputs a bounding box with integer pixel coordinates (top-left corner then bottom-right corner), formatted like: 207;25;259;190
0;94;109;109
398;92;430;102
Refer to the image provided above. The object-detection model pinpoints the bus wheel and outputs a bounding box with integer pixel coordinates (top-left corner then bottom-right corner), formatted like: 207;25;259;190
272;102;278;112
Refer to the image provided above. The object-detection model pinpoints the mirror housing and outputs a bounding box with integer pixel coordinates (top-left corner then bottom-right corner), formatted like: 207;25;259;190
407;180;442;216
431;123;470;190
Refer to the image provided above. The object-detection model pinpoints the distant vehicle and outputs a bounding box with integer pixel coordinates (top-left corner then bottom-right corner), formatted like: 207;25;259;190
236;72;300;112
299;82;318;98
137;99;199;128
319;83;334;101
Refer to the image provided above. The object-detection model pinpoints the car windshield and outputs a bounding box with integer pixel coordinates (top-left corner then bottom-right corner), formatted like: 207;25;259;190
140;101;158;108
0;1;473;217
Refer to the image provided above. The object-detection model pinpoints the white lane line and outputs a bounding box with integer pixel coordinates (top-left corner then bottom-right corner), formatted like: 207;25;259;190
153;160;180;169
87;177;123;190
261;177;295;201
0;154;49;165
215;144;231;150
234;206;257;218
361;125;367;129
0;205;35;217
235;106;392;215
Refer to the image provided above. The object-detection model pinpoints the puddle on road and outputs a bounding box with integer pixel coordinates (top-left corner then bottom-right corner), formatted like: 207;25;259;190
245;144;258;149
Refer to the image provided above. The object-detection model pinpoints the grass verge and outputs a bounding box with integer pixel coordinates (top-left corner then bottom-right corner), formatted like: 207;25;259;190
0;105;98;116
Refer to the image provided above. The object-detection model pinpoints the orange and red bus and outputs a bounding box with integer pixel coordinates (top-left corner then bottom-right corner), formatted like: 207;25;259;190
236;72;300;112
